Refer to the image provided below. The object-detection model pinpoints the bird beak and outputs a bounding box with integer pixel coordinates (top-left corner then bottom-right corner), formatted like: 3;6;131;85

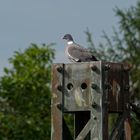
62;35;66;39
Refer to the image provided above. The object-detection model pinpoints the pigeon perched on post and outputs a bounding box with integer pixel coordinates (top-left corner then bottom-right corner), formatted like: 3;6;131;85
62;34;97;62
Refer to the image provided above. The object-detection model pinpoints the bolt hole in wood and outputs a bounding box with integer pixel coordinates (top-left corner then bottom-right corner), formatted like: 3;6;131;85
67;83;73;90
81;83;87;90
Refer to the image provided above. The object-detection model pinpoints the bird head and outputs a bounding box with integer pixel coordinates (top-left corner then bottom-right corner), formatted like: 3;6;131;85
62;34;74;42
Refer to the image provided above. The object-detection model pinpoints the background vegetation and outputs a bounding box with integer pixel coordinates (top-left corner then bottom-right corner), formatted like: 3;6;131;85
85;2;140;139
0;1;140;140
0;44;54;139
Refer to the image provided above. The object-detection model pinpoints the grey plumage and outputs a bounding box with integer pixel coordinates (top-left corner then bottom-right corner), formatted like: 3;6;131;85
62;34;97;62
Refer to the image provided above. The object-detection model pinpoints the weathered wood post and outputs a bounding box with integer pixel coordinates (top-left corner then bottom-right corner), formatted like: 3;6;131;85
51;61;131;140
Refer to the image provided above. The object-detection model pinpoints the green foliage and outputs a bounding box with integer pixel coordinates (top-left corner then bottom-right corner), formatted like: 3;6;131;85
0;43;55;139
86;3;140;99
85;2;140;139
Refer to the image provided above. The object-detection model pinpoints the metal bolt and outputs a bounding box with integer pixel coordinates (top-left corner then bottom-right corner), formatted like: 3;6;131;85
104;64;110;71
56;66;63;73
92;102;98;108
91;65;97;71
56;103;62;110
57;85;62;91
93;116;97;120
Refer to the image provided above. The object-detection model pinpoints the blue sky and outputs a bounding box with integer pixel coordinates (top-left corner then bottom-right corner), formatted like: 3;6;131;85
0;0;137;76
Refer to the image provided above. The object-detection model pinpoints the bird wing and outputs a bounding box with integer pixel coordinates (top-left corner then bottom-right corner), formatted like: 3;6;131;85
67;44;97;62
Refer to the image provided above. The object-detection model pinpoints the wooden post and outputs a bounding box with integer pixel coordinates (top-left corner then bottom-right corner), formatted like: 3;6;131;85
51;61;131;140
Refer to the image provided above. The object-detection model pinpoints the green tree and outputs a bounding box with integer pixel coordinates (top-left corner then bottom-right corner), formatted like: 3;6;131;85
0;43;55;139
85;2;140;139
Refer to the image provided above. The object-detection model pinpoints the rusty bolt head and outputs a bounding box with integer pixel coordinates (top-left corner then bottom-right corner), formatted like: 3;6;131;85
56;103;62;110
104;83;111;90
92;102;98;108
104;64;111;71
57;85;62;91
56;66;63;73
93;116;97;120
91;65;97;71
